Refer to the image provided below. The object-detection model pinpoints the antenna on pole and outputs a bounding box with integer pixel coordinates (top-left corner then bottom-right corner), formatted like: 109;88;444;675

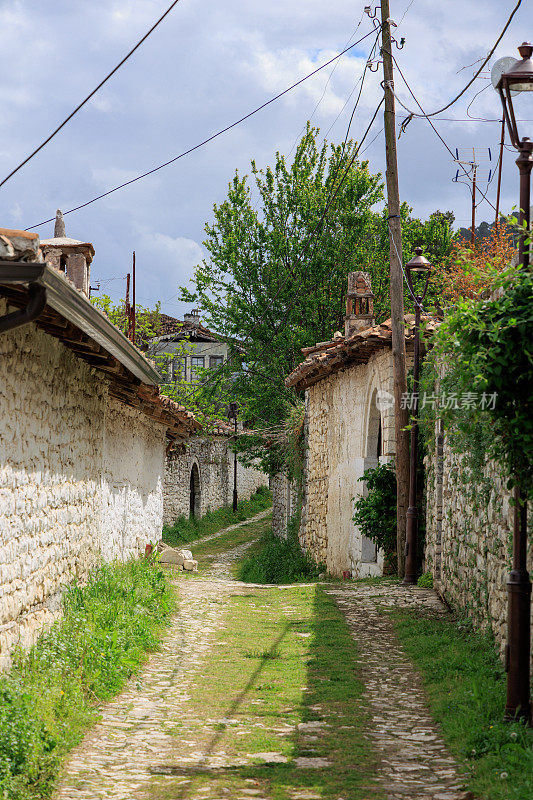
132;251;136;344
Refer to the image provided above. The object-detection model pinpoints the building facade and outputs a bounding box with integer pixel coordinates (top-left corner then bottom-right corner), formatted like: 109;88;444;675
148;310;229;383
285;273;433;577
0;218;199;664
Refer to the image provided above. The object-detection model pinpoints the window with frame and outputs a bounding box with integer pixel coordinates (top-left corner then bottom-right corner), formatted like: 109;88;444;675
191;355;205;380
209;355;224;369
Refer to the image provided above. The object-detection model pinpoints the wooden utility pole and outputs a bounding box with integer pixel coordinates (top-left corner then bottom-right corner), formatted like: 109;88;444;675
380;0;410;577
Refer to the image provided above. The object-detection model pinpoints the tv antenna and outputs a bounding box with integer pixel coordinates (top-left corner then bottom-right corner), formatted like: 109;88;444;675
453;147;493;243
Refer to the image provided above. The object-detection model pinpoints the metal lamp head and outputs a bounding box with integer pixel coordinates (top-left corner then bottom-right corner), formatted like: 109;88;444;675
405;247;432;300
227;401;238;420
498;42;533;147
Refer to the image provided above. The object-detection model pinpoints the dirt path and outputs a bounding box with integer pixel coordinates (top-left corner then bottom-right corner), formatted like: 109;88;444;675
54;517;469;800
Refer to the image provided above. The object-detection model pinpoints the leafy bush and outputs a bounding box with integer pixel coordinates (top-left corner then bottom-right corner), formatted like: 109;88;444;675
238;517;322;584
163;486;272;547
417;572;433;588
352;463;397;571
0;557;174;800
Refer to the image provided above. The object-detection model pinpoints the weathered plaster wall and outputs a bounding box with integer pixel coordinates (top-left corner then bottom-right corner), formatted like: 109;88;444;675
425;428;533;664
0;300;167;664
164;437;268;525
299;349;395;577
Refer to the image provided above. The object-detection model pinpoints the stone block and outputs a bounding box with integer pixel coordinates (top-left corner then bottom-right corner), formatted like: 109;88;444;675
182;559;198;572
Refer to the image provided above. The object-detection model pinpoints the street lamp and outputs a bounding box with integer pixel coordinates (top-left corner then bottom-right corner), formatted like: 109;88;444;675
495;41;533;723
497;42;533;267
228;401;239;513
402;247;432;586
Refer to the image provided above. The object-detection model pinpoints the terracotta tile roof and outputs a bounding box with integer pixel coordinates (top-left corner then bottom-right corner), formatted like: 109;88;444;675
285;315;440;391
155;313;221;341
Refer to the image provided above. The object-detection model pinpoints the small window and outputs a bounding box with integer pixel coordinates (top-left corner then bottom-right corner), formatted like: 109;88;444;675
191;356;205;380
173;357;186;381
209;355;224;369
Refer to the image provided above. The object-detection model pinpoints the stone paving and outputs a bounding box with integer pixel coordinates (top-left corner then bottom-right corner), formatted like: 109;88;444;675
327;584;470;800
54;514;472;800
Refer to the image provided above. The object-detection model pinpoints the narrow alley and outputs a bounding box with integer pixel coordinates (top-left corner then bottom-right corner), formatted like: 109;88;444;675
54;513;468;800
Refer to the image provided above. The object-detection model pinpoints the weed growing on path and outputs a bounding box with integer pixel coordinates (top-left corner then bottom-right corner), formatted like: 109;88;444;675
392;610;533;800
163;486;272;547
0;558;174;800
237;521;322;584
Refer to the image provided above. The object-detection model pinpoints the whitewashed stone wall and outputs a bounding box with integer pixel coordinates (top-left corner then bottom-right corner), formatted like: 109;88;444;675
0;300;168;665
425;428;533;665
299;349;396;577
164;437;268;525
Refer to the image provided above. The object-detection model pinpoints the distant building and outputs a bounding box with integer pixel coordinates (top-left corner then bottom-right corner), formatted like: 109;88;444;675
148;310;229;383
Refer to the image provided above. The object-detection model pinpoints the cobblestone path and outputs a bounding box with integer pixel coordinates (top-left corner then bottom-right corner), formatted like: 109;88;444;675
54;516;470;800
327;585;469;800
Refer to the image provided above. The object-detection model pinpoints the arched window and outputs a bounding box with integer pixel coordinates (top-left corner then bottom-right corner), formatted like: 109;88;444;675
189;463;200;518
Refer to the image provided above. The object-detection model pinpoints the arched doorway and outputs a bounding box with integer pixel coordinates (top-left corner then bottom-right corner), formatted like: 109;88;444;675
189;463;200;518
361;388;380;563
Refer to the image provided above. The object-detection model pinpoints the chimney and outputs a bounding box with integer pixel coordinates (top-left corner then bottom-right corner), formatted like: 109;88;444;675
40;210;95;297
344;271;375;337
184;309;201;327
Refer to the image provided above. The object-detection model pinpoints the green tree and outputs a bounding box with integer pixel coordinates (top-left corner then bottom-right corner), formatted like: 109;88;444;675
180;126;454;471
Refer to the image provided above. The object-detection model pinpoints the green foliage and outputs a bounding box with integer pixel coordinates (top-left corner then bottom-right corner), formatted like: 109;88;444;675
422;264;533;495
90;293;163;349
0;558;174;799
394;611;533;800
352;463;397;571
417;572;434;589
163;486;272;547
180;125;454;471
238;516;323;584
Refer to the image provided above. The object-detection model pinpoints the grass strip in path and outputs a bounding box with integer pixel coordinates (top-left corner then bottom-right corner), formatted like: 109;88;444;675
392;609;533;800
146;584;382;800
188;513;273;575
163;486;272;547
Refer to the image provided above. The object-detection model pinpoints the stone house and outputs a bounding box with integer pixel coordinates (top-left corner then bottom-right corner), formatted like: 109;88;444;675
164;423;269;526
148;310;229;383
285;272;437;578
0;220;199;664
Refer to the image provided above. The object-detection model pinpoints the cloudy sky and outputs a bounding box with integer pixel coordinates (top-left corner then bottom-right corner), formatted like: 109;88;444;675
0;0;531;317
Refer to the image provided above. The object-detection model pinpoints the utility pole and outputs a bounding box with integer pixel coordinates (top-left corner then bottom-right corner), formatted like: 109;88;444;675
471;164;477;244
380;0;410;577
132;251;136;344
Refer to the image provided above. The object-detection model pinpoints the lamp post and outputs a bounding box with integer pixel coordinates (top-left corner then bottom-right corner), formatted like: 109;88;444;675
495;42;533;722
402;247;432;586
228;402;238;513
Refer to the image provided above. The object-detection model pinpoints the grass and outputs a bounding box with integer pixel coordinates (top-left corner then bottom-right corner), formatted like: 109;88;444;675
237;519;323;584
162;485;272;547
392;609;533;800
0;557;174;800
145;585;382;800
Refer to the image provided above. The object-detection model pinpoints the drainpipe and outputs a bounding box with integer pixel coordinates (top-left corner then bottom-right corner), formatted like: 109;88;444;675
0;282;47;333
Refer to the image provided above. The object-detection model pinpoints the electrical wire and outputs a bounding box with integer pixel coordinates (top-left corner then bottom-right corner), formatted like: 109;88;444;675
25;27;377;231
0;0;184;190
399;0;522;126
288;6;368;155
390;55;498;212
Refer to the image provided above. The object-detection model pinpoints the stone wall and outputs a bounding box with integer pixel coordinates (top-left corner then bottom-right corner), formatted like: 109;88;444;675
0;301;167;665
271;473;299;539
164;437;268;525
299;349;395;577
425;426;533;664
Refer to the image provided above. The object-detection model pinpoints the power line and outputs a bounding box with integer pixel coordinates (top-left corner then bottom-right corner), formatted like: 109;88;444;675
399;0;522;127
25;28;376;231
390;55;498;212
0;0;184;190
